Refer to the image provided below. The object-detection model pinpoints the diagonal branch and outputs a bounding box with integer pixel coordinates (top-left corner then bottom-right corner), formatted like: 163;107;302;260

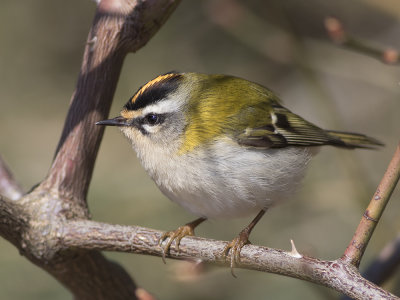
342;142;400;267
40;0;182;210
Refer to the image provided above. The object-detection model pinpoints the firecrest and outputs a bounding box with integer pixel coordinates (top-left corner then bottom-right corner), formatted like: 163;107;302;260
96;72;382;274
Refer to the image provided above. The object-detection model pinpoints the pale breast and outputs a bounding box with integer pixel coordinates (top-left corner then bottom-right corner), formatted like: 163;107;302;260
135;137;313;219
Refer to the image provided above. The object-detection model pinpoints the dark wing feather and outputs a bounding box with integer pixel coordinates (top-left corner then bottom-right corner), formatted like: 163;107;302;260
236;104;382;149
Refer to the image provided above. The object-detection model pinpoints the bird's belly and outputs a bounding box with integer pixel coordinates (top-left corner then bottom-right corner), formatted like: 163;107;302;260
159;184;264;218
149;142;312;219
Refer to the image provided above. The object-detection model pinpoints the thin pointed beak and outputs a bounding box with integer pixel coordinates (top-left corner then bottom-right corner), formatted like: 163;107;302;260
96;116;130;127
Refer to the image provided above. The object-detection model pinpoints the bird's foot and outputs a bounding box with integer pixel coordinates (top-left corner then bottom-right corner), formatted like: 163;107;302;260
222;209;267;277
223;229;251;278
159;217;206;263
159;224;195;263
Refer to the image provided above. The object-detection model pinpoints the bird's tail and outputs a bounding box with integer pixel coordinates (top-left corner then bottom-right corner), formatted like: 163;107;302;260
326;130;384;149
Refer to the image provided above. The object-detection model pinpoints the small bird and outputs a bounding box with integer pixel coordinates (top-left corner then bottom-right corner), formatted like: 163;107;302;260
96;72;382;274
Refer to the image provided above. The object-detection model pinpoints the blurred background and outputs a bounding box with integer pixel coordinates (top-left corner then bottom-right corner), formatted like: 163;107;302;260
1;0;400;299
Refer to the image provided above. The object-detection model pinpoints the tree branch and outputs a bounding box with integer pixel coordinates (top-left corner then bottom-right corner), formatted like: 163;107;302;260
324;17;399;64
41;0;182;210
0;0;181;299
0;196;29;248
342;142;400;267
342;237;400;300
59;219;398;300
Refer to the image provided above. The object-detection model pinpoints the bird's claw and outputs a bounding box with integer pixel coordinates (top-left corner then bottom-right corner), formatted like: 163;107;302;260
159;224;195;263
222;230;251;278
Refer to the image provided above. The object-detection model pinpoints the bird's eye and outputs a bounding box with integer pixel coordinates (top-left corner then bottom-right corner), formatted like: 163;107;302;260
144;113;159;125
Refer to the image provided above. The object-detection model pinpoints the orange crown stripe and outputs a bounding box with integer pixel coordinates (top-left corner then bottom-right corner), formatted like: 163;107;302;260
130;73;180;104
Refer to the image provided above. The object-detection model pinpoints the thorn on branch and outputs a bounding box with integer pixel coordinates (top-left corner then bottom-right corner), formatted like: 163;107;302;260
288;239;302;258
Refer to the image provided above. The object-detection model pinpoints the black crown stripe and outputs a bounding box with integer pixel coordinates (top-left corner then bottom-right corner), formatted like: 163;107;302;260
124;73;183;111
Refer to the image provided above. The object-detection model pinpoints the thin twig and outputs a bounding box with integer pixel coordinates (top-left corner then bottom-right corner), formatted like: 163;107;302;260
324;17;399;65
342;143;400;267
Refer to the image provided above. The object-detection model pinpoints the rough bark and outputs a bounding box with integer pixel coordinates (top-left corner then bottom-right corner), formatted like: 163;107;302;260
0;0;181;299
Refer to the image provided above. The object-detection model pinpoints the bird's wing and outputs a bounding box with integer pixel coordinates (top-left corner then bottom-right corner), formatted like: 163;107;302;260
235;103;345;149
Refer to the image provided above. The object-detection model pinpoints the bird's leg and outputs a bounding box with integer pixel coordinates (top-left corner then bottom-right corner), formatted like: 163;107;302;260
223;209;267;277
159;217;206;263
